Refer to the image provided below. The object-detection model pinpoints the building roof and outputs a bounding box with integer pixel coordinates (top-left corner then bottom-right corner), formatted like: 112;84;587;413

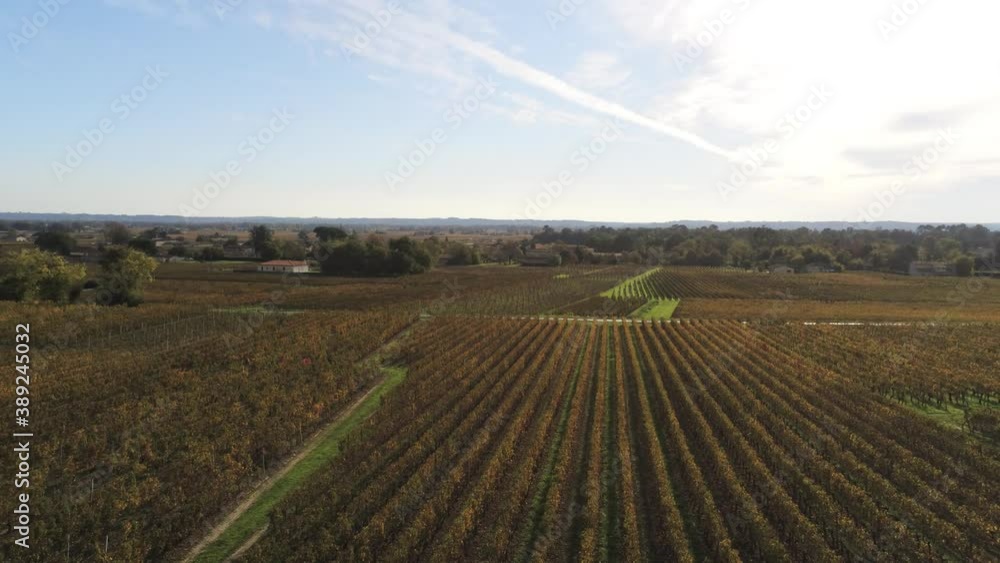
259;260;308;266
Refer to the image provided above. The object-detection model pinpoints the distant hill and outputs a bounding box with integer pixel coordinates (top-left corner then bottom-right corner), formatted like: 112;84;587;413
0;212;996;231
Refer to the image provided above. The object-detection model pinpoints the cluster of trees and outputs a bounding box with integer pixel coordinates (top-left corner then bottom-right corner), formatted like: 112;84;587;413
0;249;86;303
317;235;439;276
0;247;157;306
247;225;308;261
532;224;1000;274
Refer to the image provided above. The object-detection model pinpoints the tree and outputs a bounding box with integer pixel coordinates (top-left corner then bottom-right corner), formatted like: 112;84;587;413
97;247;158;306
499;240;524;264
445;242;481;266
128;237;158;256
280;240;306;260
320;238;367;275
0;249;86;303
198;247;225;261
388;237;432;273
955;256;975;277
259;240;282;261
314;226;349;243
105;222;131;245
889;244;919;273
249;225;275;257
318;235;434;276
34;231;76;256
168;245;189;258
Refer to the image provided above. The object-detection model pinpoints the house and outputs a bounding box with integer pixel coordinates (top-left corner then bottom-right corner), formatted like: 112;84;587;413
15;236;29;243
908;261;956;277
258;260;309;273
770;265;795;275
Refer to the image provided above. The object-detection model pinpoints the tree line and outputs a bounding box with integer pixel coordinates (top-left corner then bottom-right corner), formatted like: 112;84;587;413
531;224;999;274
0;247;156;306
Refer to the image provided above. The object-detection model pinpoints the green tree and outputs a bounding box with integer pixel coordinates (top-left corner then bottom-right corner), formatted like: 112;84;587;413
97;247;158;306
259;240;282;261
34;231;76;255
249;225;275;257
105;222;132;245
314;226;349;242
889;244;919;273
955;256;975;277
445;242;481;266
198;247;225;261
0;249;86;303
279;240;307;260
128;237;158;256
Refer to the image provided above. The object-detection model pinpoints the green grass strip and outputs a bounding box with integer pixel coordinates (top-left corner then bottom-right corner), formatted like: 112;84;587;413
516;331;590;561
629;299;680;320
600;267;661;299
192;366;407;562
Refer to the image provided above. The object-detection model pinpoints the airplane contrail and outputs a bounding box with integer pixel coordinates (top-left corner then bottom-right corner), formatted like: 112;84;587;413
442;29;739;161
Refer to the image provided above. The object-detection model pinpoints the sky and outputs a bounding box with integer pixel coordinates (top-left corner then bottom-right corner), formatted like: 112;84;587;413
1;0;998;223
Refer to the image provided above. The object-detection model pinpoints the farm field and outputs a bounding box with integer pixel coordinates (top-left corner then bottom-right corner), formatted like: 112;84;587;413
12;6;1000;560
0;305;416;561
2;264;998;562
673;297;1000;322
244;317;1000;562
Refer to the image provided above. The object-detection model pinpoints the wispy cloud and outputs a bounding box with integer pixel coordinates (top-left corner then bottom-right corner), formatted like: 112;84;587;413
441;29;737;159
566;52;633;92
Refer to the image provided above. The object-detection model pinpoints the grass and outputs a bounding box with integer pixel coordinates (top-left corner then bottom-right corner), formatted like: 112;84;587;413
192;366;407;562
905;402;968;432
630;299;680;320
903;396;998;434
600;267;660;299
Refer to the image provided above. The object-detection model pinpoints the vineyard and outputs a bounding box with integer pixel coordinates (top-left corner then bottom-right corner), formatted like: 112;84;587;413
0;307;415;561
2;263;998;562
244;318;1000;562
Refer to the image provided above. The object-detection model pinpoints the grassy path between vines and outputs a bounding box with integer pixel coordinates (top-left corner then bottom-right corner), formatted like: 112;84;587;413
183;318;425;562
185;366;407;562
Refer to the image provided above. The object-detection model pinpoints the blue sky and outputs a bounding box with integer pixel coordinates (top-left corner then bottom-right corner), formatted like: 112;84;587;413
1;0;997;223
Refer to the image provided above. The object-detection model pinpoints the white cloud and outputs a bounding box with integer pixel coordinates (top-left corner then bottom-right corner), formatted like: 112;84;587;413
269;0;735;158
566;52;633;92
